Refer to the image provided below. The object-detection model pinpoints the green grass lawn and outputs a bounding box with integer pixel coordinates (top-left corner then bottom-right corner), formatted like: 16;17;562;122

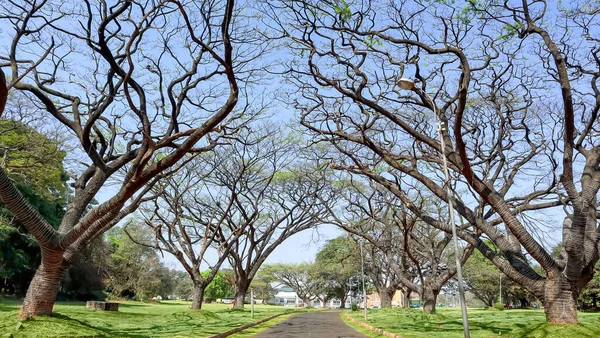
0;299;298;337
344;307;600;338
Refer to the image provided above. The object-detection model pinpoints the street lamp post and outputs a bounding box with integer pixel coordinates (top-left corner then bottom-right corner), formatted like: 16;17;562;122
397;78;470;338
500;275;502;306
360;241;368;321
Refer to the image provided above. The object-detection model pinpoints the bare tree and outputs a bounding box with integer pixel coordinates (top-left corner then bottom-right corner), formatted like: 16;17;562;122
262;0;600;323
0;0;263;317
332;180;471;313
264;262;323;307
127;154;247;310
214;126;333;308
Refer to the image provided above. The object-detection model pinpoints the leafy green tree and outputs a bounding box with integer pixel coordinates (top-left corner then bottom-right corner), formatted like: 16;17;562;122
202;270;234;300
580;262;600;309
104;224;174;301
463;250;503;307
314;236;360;308
0;119;68;296
250;270;277;303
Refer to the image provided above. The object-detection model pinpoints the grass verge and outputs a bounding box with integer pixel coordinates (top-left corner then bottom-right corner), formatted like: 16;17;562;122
339;312;384;338
344;307;600;338
0;299;298;337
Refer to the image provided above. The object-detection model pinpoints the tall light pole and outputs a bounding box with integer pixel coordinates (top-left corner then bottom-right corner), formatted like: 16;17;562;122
499;275;502;306
360;241;368;321
397;78;470;338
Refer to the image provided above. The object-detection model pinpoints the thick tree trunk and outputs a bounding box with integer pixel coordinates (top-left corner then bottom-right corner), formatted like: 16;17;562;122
380;287;395;308
422;287;439;314
20;260;65;318
340;294;346;309
302;297;312;307
403;290;410;308
191;284;205;310
542;278;578;324
233;280;249;308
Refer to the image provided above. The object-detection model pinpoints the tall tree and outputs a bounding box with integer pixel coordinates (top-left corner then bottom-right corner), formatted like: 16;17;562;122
0;0;261;317
331;181;471;313
216;126;332;308
313;236;360;309
262;0;600;324
128;152;249;310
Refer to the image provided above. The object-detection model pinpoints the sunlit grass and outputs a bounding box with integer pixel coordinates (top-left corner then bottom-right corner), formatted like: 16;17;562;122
343;307;600;338
0;299;298;337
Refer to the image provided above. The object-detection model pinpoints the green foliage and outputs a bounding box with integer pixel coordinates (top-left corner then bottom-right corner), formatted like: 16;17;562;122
351;303;358;311
499;22;524;40
202;270;235;299
0;119;69;295
493;302;504;311
364;36;383;48
250;271;277;302
313;236;361;305
580;260;600;308
0;119;68;201
333;0;352;22
104;224;176;301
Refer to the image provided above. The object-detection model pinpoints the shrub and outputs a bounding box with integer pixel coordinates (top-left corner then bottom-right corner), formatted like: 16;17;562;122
351;303;358;311
494;302;505;311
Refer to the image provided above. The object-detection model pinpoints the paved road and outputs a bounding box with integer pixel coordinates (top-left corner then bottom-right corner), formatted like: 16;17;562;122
255;311;367;338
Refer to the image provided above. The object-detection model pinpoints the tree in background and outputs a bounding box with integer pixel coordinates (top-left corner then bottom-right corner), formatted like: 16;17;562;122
313;236;360;308
217;126;333;308
0;118;67;296
330;181;471;313
580;262;600;309
104;224;175;301
202;270;235;301
129;150;251;310
263;263;323;307
462;249;504;308
250;270;277;304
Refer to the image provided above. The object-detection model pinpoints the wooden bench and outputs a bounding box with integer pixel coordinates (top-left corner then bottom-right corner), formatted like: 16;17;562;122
86;301;119;311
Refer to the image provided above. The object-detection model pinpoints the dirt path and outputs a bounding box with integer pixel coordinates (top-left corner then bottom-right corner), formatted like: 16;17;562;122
254;311;368;338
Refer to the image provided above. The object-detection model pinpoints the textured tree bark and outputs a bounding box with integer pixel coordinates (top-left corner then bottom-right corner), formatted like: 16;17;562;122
302;297;312;307
339;294;347;309
191;284;205;310
542;277;578;324
233;280;249;308
421;287;439;314
379;287;395;308
402;290;410;308
19;257;65;318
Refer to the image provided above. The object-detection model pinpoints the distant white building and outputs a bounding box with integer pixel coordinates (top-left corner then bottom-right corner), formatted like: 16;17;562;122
268;286;352;308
